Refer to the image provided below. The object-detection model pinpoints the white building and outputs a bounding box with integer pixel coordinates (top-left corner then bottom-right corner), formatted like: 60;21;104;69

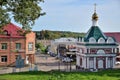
76;5;118;70
50;37;77;54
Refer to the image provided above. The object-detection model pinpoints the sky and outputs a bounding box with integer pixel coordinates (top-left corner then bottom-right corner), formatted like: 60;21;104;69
13;0;120;33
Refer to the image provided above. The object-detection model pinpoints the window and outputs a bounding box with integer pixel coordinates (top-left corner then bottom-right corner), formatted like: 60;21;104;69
107;37;114;43
1;56;7;62
98;37;105;43
97;50;105;54
1;43;7;50
16;43;21;50
28;42;33;51
89;37;96;43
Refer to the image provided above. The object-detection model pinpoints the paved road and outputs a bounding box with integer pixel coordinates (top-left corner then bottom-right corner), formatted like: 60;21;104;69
35;53;76;71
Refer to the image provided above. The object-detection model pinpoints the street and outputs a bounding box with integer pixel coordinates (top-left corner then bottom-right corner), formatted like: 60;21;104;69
35;53;76;71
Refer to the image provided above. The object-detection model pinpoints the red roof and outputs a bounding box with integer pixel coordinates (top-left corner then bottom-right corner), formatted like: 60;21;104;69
0;23;25;38
105;32;120;43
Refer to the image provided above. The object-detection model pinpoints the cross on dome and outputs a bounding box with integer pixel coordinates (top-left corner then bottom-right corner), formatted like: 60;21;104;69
94;3;97;13
92;3;98;21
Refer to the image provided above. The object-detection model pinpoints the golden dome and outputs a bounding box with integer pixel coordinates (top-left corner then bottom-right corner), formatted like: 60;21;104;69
92;12;98;21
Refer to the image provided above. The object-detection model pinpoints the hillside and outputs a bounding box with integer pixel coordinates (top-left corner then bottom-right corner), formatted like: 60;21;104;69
34;30;85;40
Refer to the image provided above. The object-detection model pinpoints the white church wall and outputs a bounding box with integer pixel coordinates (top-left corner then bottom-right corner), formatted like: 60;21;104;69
76;55;80;66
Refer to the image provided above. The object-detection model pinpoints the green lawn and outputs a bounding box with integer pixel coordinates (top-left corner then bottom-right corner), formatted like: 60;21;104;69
0;69;120;80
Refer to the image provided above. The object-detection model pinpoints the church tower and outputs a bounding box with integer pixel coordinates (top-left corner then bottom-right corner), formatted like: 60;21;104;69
84;4;106;42
76;4;118;71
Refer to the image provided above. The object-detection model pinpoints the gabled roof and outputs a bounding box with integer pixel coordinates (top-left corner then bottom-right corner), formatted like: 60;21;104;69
3;23;22;36
105;32;120;43
84;26;107;42
0;23;25;38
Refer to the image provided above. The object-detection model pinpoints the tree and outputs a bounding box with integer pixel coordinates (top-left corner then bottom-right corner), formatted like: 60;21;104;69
35;43;47;53
0;0;45;30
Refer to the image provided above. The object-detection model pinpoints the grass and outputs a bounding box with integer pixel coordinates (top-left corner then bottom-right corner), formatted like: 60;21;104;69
0;69;120;80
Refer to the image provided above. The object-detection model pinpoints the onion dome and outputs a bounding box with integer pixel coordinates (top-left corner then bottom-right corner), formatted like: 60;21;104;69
92;12;98;21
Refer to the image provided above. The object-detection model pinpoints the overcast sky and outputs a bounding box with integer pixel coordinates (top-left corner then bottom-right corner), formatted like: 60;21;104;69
13;0;120;32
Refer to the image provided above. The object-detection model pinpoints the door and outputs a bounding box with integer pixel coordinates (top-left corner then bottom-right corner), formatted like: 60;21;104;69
98;60;103;69
89;60;94;68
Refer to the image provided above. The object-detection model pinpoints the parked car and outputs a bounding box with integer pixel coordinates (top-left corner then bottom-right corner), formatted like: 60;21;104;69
62;57;73;62
48;52;57;57
115;61;120;65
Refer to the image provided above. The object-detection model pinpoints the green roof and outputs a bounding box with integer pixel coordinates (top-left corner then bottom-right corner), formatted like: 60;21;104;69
84;26;107;42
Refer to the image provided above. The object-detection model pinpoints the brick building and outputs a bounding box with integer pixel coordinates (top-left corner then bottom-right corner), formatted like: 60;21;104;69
0;23;35;66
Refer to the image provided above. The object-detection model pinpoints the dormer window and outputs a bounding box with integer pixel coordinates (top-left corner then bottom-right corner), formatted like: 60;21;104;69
3;30;8;35
107;37;114;43
89;37;96;43
98;37;105;43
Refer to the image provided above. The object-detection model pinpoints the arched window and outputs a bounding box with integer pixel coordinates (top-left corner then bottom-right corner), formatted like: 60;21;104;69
98;37;105;43
107;37;114;43
89;37;96;43
97;50;105;54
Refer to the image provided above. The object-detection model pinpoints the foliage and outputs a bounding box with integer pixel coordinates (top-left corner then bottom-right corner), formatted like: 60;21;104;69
0;69;120;80
0;0;45;30
35;43;47;53
35;43;40;50
35;30;85;40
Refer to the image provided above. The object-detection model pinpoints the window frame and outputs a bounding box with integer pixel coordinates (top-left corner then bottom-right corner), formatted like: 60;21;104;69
1;56;7;62
28;42;33;51
1;43;7;50
16;43;21;50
